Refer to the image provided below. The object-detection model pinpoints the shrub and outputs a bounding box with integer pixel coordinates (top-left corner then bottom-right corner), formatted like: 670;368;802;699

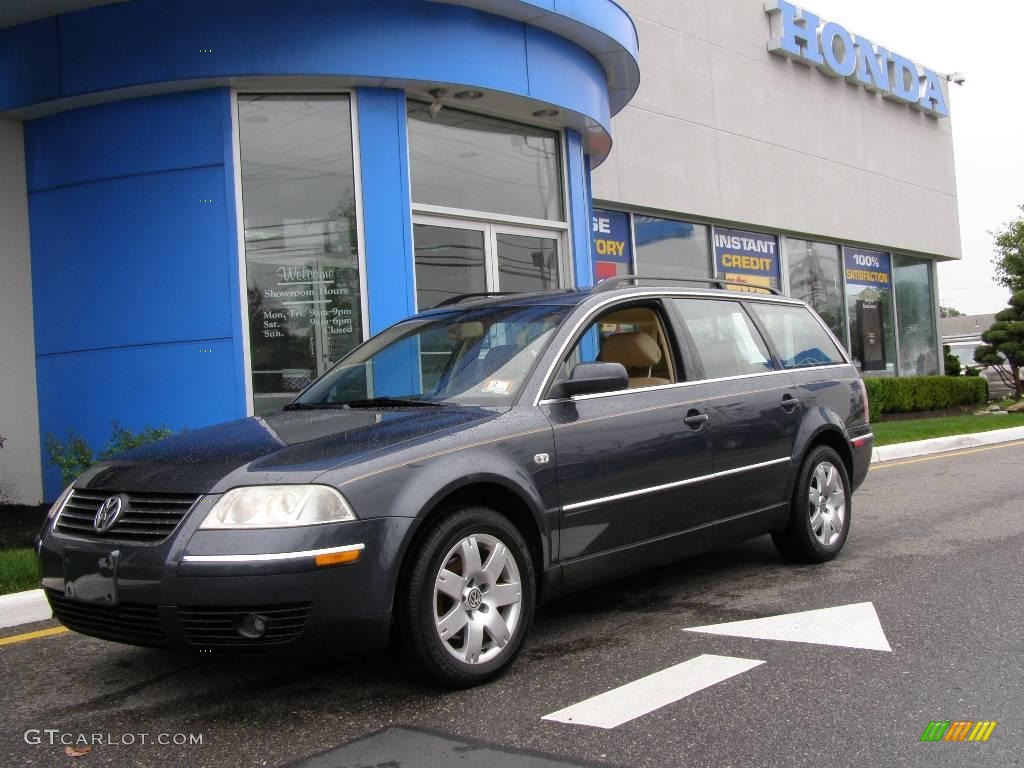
45;421;173;487
864;376;988;420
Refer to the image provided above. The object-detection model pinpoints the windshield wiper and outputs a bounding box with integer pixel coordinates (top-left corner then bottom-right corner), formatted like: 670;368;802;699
342;397;443;409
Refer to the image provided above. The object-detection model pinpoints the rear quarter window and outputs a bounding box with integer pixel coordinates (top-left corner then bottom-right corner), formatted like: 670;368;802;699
748;302;846;369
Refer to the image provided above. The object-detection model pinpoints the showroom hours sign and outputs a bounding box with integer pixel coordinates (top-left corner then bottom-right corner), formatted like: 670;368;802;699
263;265;356;339
246;245;363;412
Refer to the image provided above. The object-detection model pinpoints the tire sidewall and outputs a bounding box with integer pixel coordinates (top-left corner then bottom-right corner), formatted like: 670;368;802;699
402;507;536;686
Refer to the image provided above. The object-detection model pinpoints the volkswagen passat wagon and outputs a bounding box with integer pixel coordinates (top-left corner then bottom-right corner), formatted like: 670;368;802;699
38;278;873;687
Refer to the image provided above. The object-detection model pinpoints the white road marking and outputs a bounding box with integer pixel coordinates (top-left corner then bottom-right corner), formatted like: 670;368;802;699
685;601;892;652
542;654;765;729
0;589;52;629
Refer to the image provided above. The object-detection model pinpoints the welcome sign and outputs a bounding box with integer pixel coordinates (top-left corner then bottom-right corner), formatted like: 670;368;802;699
765;1;949;119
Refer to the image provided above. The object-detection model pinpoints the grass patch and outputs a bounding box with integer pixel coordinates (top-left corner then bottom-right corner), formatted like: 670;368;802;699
0;548;40;596
873;412;1024;446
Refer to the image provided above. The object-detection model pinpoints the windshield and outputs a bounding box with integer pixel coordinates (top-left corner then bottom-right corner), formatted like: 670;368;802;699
293;304;571;408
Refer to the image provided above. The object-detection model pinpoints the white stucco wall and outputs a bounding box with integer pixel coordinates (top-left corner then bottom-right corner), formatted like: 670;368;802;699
595;0;961;260
0;118;43;505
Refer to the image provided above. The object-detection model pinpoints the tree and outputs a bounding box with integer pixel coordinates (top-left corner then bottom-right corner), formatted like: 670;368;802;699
940;305;964;318
943;344;961;376
991;205;1024;293
973;290;1024;399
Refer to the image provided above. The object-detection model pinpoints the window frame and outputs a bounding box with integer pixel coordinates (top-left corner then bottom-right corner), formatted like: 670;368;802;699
667;297;778;381
411;213;569;310
540;298;693;401
231;88;370;417
744;301;848;371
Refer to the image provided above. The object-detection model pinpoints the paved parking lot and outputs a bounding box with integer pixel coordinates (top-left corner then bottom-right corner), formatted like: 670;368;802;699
3;441;1022;768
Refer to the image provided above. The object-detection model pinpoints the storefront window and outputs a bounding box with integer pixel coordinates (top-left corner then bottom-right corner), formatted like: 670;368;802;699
844;247;896;377
238;95;362;415
785;237;845;345
633;215;711;281
894;254;939;376
407;102;563;221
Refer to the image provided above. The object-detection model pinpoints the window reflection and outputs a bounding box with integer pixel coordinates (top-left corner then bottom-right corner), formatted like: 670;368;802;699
785;237;846;345
407;102;563;221
238;95;362;414
634;215;711;280
894;254;939;375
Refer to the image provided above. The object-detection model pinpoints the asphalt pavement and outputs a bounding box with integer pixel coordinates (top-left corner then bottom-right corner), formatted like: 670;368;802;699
2;441;1022;768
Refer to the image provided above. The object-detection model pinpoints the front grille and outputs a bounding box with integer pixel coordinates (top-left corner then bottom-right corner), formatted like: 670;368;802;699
46;589;164;645
178;603;312;649
55;489;199;544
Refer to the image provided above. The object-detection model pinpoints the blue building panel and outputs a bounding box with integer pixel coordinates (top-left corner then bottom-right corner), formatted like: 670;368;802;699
36;338;241;497
356;87;416;335
29;165;236;356
565;129;594;289
24;89;228;192
0;18;61;111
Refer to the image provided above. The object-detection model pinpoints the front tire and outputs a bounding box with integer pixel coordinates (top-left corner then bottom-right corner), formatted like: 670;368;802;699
773;446;851;563
397;506;535;688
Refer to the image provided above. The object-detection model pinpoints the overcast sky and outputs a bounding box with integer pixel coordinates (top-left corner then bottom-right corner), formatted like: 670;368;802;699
807;0;1023;315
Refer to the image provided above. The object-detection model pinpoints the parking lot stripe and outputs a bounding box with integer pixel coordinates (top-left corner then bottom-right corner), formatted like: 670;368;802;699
684;601;892;652
541;654;765;729
0;626;69;648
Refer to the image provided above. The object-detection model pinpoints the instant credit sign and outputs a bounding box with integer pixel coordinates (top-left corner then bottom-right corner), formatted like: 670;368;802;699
592;209;632;283
714;228;779;292
844;247;891;287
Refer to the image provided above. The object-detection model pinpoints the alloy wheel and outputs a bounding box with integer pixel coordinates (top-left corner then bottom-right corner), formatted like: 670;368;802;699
432;533;523;665
808;460;846;547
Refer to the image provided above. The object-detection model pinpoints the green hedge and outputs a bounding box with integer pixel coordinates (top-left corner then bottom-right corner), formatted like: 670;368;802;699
864;376;988;420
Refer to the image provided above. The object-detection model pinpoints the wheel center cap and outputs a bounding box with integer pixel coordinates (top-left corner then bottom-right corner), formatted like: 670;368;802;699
465;587;483;610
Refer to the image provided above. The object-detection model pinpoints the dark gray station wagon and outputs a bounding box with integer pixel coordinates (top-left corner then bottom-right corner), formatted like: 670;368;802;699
38;277;873;687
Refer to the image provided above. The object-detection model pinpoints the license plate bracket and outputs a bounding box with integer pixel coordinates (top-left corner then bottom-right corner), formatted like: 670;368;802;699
63;548;120;606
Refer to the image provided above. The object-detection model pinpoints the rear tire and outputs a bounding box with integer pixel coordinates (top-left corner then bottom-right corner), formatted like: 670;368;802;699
397;506;535;688
773;446;851;563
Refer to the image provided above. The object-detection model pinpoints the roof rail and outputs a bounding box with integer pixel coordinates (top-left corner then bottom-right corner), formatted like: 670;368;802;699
594;275;783;296
434;292;514;308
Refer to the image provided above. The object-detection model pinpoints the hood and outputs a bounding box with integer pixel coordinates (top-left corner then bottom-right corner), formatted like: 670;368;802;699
77;406;499;494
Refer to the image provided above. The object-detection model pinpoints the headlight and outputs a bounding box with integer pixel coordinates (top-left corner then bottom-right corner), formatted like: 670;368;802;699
46;484;75;523
199;485;357;529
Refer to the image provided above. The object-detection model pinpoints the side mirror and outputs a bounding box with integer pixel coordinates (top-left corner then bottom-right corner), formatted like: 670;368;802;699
547;362;629;400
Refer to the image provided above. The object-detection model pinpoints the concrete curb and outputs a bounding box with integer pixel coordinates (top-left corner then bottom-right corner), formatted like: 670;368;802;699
0;588;51;630
871;424;1024;463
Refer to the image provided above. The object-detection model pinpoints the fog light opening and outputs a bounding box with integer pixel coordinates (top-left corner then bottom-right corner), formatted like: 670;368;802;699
233;612;268;639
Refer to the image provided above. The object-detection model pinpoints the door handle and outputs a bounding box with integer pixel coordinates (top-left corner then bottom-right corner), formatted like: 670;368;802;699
781;394;800;412
683;410;709;429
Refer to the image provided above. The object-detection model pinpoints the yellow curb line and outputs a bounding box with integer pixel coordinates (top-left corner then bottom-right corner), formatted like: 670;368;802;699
0;626;70;647
872;439;1024;469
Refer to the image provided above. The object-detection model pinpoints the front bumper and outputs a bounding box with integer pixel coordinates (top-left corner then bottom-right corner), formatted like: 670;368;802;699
38;497;417;654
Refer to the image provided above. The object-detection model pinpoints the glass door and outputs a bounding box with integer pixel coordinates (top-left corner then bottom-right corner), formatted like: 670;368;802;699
413;215;564;310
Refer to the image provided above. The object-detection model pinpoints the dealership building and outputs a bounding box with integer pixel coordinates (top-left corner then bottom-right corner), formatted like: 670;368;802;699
0;0;960;503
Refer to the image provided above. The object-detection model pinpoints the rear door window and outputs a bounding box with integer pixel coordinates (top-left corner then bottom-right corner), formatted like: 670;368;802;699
672;299;773;379
747;303;845;369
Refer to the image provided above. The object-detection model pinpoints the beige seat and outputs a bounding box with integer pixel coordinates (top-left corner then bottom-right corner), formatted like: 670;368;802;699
600;331;670;388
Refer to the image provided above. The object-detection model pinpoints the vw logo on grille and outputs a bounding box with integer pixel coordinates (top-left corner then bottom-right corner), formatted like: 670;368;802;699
93;496;124;533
